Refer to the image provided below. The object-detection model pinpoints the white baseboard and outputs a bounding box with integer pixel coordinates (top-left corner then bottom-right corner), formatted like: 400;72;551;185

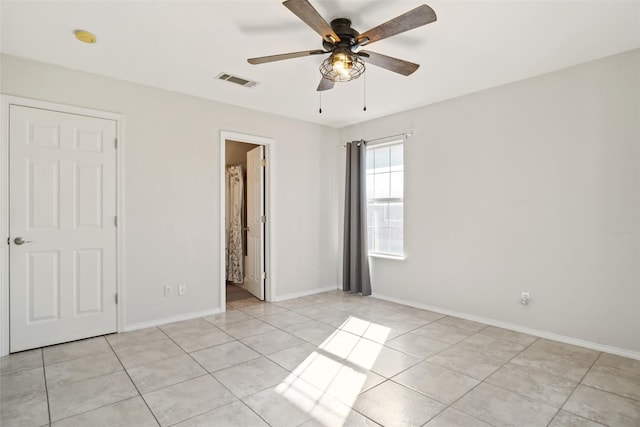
273;285;339;302
122;307;224;332
372;292;640;361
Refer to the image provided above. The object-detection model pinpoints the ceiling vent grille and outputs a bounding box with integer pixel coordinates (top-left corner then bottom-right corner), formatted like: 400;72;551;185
216;73;257;88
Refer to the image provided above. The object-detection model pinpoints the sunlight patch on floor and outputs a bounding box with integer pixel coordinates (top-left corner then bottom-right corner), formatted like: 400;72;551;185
276;316;391;426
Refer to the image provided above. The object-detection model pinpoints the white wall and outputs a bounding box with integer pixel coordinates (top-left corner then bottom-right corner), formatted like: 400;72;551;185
1;54;339;330
340;49;640;354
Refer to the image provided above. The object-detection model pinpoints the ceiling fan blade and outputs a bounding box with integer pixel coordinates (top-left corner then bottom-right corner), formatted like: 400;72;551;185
283;0;341;43
357;4;436;46
359;51;419;76
317;77;335;91
248;49;328;65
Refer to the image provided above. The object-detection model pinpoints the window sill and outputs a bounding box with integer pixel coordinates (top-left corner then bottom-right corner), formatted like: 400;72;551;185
368;252;405;261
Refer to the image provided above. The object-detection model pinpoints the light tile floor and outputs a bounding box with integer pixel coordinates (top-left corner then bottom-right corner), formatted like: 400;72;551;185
2;289;639;426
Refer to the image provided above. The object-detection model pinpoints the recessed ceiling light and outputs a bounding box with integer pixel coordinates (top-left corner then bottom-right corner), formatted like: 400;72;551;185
74;30;96;44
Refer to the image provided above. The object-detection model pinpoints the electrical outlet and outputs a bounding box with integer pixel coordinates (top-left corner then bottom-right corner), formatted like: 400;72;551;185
164;285;173;297
521;291;530;305
178;284;186;296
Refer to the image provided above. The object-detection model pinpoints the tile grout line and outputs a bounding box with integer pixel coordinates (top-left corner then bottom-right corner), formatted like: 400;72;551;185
129;310;304;406
155;318;274;426
274;300;452;426
261;297;454;391
164;399;271;427
156;324;225;379
40;348;53;427
229;296;390;426
473;335;603;425
228;295;519;426
545;349;604;426
575;382;640;405
429;335;542;427
221;298;300;427
41;340;139;425
104;336;162;427
39;340;112;369
386;377;454;427
178;322;289;425
184;290;269;425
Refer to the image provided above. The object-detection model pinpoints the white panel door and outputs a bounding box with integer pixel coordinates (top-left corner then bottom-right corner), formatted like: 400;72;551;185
9;105;117;352
245;146;264;300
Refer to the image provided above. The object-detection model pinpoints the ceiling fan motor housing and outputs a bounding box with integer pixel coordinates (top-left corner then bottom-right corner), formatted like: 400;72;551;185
323;18;359;50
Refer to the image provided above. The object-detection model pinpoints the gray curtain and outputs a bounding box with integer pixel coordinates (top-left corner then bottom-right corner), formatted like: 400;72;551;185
343;141;371;296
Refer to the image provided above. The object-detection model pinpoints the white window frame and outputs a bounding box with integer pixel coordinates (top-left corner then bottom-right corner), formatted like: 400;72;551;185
365;139;405;259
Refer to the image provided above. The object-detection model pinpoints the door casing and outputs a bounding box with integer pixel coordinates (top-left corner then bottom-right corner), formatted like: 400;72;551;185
0;95;126;356
220;131;274;308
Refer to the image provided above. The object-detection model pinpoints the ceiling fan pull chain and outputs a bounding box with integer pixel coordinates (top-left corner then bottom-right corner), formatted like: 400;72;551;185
319;92;322;114
363;72;367;112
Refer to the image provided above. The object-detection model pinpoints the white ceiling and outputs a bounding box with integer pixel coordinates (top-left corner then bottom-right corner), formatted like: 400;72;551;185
1;1;639;128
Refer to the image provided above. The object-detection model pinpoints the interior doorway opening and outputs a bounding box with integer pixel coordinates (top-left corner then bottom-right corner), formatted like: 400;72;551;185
225;140;259;304
220;131;273;311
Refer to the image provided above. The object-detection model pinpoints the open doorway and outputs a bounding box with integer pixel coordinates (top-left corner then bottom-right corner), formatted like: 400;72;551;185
220;131;273;310
225;140;259;303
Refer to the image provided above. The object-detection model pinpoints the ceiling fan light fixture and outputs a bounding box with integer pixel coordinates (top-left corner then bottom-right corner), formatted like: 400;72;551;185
320;48;365;82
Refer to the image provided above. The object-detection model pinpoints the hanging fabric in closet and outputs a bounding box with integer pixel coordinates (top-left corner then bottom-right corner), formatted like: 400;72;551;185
226;165;244;283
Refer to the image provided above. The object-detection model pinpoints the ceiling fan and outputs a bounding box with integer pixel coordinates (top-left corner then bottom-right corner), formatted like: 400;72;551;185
247;0;437;91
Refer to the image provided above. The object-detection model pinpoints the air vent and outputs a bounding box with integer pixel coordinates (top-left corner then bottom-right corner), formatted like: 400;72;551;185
216;73;257;88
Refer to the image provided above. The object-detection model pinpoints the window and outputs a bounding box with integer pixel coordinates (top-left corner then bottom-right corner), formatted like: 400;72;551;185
366;141;403;256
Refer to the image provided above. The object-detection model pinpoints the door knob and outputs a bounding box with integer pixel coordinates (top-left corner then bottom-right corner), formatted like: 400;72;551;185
14;237;32;245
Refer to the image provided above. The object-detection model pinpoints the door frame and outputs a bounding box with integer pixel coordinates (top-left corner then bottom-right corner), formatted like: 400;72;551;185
0;95;126;356
220;131;274;308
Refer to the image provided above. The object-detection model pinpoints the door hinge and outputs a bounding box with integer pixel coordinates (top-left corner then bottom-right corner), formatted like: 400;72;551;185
260;215;266;223
114;216;118;227
114;138;118;149
115;293;118;304
261;272;267;280
6;237;9;245
261;158;266;167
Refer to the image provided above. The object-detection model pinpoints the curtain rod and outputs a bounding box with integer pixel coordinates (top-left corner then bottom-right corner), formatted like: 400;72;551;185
340;132;412;147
